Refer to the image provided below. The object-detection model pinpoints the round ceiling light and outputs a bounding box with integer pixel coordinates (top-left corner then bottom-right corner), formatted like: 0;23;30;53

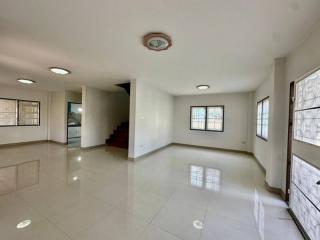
143;33;172;51
16;220;32;229
17;79;36;84
196;85;210;90
193;220;203;230
49;67;71;75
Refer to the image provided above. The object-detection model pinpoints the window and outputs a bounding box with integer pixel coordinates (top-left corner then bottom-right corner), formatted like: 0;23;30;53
294;69;320;146
18;101;40;126
190;106;224;131
0;98;17;126
256;97;269;140
0;98;40;127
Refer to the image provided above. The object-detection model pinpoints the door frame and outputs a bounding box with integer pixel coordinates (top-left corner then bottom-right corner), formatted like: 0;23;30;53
285;81;295;203
67;102;82;144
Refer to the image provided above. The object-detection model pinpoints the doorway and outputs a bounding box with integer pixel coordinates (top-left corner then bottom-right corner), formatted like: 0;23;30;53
285;81;295;202
67;102;82;147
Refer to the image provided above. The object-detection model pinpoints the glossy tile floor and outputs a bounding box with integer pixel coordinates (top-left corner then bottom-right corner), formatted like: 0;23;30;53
0;143;302;240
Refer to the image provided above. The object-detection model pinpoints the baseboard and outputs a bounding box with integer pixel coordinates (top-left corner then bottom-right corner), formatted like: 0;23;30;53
251;154;267;174
172;142;251;155
264;181;285;198
48;140;67;145
80;144;106;150
0;140;48;148
280;190;287;201
251;155;286;200
128;143;173;161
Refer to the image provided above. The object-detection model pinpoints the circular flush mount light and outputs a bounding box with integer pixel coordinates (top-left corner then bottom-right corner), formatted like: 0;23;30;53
143;33;172;51
193;220;203;229
16;220;32;229
49;67;71;75
17;79;36;84
196;85;210;90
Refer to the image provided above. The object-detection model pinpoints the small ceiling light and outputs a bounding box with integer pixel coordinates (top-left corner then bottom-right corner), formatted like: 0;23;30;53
17;79;35;85
49;67;71;75
78;107;82;112
143;33;172;51
77;156;82;162
196;85;210;90
73;176;78;181
16;220;32;229
193;220;203;230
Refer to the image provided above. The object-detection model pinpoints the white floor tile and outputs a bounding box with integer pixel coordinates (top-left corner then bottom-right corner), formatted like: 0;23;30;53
0;143;303;240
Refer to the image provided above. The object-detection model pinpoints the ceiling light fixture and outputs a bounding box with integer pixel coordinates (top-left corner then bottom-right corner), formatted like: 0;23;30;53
143;33;172;51
17;79;36;85
196;85;210;90
16;220;32;229
49;67;71;75
193;220;203;230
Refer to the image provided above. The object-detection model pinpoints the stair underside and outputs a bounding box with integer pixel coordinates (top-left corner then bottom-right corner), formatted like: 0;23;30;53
106;122;129;149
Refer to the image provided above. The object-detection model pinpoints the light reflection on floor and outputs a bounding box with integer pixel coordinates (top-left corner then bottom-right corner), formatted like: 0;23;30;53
0;143;303;240
189;165;221;192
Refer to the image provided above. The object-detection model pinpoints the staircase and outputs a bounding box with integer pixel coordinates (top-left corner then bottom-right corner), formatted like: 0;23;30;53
106;122;129;149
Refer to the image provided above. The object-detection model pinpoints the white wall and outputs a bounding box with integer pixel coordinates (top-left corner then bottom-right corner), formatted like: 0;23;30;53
282;22;320;190
254;22;320;192
269;58;286;188
0;84;49;145
66;91;81;104
49;90;82;143
252;59;287;189
81;86;129;148
49;91;66;143
129;80;174;158
174;92;252;152
252;68;274;173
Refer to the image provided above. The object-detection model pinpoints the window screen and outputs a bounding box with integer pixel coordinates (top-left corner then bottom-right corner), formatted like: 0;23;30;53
0;98;17;126
0;98;40;126
207;106;223;131
18;101;40;126
191;107;206;130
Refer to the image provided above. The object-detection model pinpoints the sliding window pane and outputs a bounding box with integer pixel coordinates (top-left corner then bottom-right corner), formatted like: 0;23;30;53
0;99;17;126
207;106;223;131
191;107;206;130
18;101;40;126
261;99;269;139
256;102;262;136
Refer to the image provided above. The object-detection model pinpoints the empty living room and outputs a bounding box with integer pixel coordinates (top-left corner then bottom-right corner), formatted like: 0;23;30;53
1;1;320;239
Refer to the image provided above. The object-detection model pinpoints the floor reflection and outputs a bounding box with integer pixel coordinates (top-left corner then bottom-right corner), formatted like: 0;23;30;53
0;160;39;195
189;165;221;192
0;143;302;240
254;189;265;240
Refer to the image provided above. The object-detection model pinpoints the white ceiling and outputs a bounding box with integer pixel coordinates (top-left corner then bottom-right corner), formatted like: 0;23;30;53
0;0;320;95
